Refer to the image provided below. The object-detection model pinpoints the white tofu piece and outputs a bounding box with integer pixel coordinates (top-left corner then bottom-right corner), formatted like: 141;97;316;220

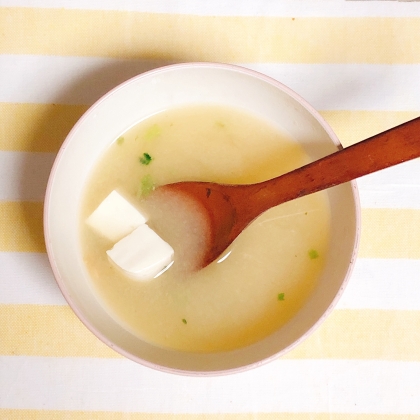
107;224;174;281
86;190;147;242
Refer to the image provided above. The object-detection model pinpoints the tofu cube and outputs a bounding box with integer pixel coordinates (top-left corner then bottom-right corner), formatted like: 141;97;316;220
107;224;174;281
86;190;147;242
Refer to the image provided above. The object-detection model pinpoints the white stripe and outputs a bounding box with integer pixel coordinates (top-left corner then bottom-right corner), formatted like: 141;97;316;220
337;258;420;310
357;158;420;209
0;55;172;106
0;152;55;201
1;0;420;17
0;356;420;413
248;63;420;112
1;252;420;311
1;56;420;111
2;151;420;207
0;252;65;305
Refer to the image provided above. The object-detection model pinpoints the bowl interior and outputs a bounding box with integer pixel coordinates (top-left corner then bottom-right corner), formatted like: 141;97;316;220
45;63;359;375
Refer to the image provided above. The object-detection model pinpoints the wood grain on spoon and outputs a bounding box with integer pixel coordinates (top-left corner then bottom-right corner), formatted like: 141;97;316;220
159;116;420;268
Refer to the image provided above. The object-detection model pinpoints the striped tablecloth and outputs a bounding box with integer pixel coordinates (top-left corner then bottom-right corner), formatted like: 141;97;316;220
1;1;420;418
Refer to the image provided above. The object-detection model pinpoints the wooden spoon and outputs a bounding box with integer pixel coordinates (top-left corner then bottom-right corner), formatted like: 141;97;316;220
158;117;420;268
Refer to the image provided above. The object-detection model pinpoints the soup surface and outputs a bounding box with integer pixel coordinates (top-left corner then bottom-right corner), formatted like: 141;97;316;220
80;105;331;352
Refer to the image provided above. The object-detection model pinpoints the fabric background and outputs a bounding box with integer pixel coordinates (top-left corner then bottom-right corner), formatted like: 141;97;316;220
1;1;420;418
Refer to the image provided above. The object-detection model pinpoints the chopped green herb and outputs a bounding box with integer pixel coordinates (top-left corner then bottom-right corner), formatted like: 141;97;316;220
206;188;211;198
139;152;152;165
305;212;308;215
144;124;161;140
116;136;124;145
215;121;225;128
182;318;187;324
308;249;319;259
138;174;155;198
278;293;285;301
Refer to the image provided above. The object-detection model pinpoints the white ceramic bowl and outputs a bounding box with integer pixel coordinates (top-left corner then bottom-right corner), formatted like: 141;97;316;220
44;63;360;375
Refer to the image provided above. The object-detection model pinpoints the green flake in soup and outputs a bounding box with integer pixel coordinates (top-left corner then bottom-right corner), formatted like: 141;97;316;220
308;249;319;259
138;174;155;197
139;152;153;165
144;124;161;140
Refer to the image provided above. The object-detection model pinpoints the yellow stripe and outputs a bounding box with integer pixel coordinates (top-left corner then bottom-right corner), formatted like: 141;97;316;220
0;304;118;358
1;9;420;63
360;208;420;259
1;104;418;153
0;202;45;253
320;111;419;148
2;305;420;360
1;201;420;258
286;309;420;360
0;102;87;153
1;412;419;420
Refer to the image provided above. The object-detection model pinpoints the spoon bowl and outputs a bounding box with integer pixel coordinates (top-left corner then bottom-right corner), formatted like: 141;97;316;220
160;116;420;269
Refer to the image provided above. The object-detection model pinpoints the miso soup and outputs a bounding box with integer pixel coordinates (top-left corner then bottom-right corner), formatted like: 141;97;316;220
80;105;331;352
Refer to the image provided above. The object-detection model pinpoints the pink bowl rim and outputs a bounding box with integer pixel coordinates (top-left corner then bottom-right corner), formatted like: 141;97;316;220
44;62;361;377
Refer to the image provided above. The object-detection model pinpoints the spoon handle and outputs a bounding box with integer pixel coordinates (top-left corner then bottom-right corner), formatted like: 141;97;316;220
281;116;420;195
231;116;420;227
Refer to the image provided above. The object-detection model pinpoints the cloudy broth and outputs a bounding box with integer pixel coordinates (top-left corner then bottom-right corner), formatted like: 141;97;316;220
80;105;331;352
